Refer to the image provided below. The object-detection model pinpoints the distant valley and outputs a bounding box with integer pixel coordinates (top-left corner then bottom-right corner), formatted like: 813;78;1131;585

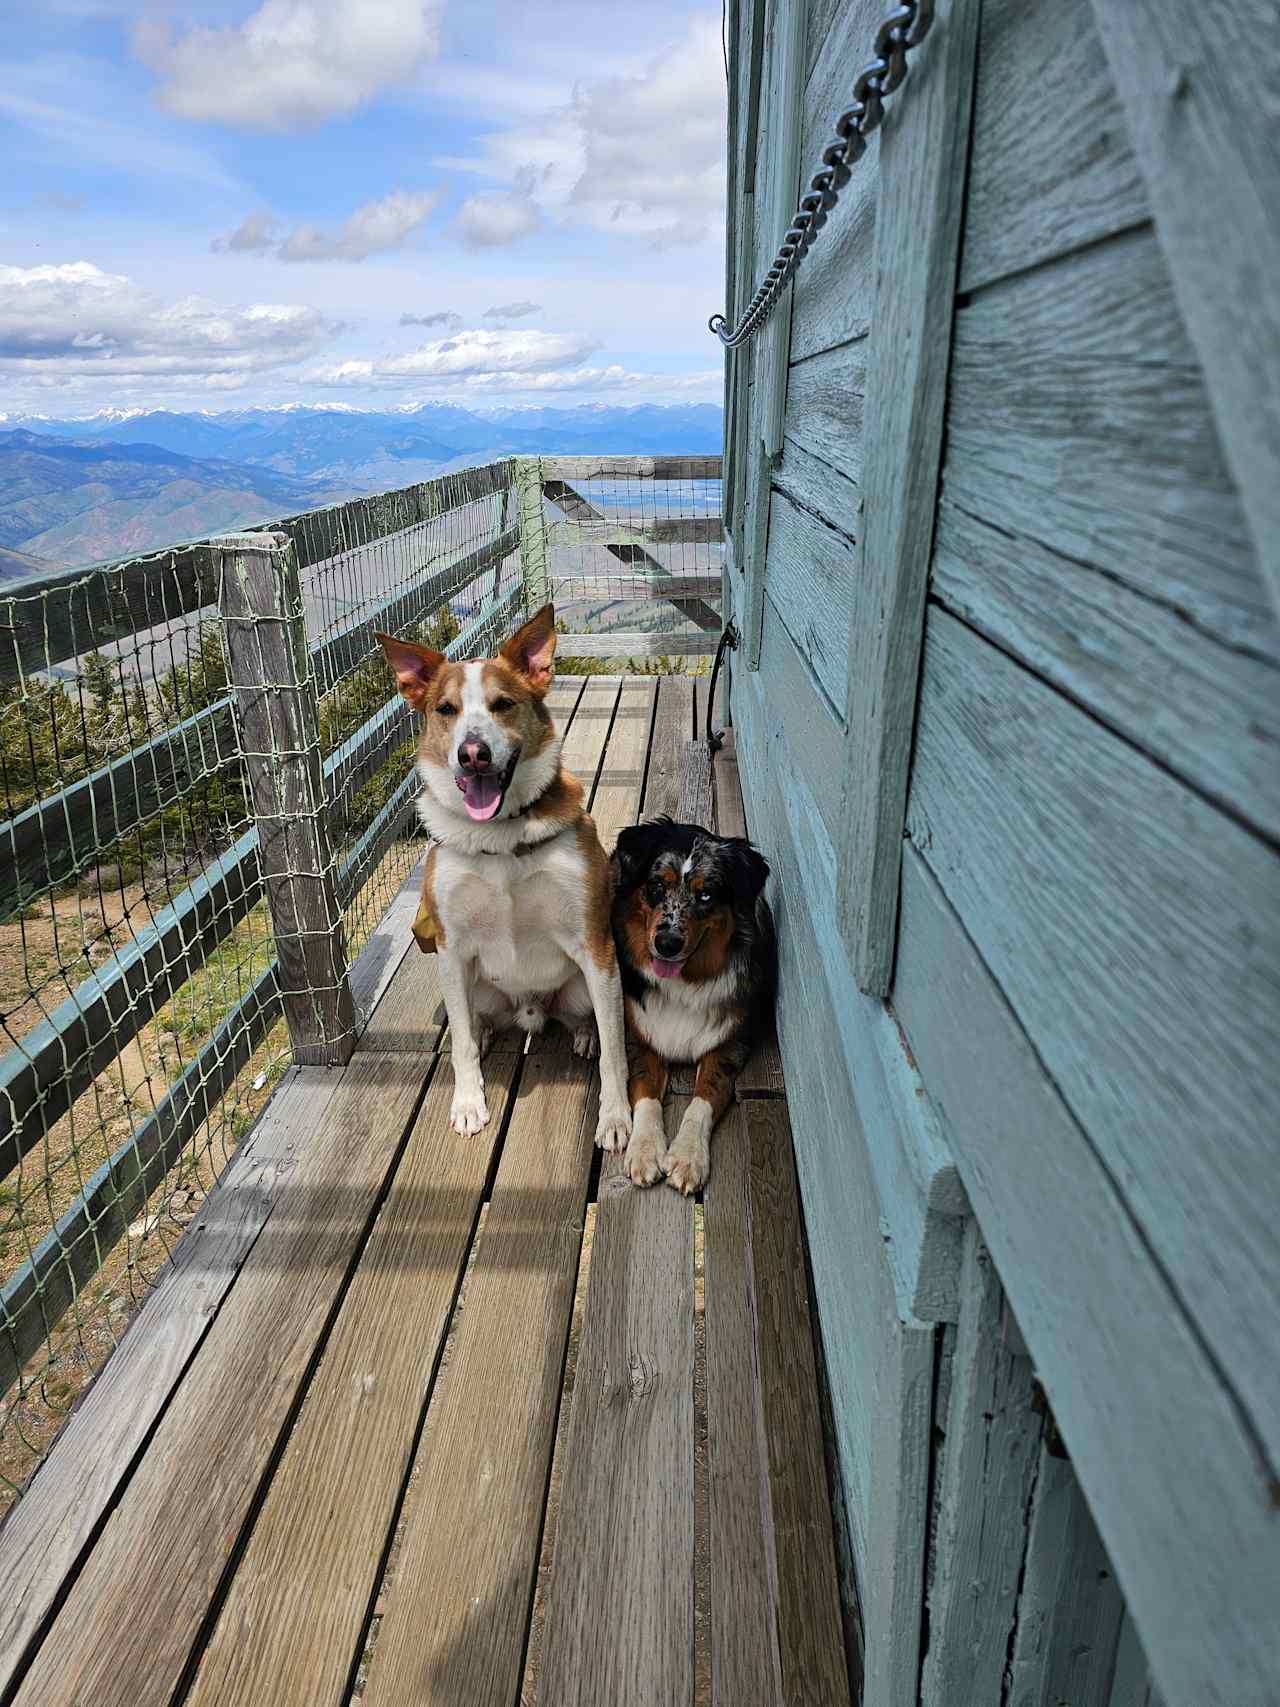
0;402;724;571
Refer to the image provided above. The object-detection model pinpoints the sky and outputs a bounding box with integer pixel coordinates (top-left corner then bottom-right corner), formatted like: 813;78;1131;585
0;0;729;415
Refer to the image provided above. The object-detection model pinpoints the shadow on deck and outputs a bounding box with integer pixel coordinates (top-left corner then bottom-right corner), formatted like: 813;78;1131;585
0;676;852;1707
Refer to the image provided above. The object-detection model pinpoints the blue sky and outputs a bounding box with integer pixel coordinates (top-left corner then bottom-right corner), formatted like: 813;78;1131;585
0;0;727;414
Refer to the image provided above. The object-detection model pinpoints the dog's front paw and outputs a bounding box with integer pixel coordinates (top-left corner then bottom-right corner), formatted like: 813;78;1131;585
594;1101;631;1152
572;1021;599;1060
626;1133;666;1188
662;1133;710;1196
450;1082;490;1136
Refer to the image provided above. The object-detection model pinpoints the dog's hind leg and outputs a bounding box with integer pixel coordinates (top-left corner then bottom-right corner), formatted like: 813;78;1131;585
571;952;632;1151
546;971;597;1058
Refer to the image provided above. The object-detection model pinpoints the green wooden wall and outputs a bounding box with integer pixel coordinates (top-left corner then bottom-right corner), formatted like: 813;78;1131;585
722;1;1280;1703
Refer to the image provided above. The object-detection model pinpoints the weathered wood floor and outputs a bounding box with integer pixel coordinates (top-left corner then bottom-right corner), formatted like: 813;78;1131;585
0;677;850;1707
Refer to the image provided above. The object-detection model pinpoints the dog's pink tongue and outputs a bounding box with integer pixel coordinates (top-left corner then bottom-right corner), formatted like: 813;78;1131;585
651;956;683;980
462;774;503;821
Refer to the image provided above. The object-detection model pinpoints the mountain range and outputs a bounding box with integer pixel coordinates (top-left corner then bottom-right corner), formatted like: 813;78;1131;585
0;402;724;569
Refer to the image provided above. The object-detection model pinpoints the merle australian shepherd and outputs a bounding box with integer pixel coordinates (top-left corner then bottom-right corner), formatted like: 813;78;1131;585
611;817;777;1194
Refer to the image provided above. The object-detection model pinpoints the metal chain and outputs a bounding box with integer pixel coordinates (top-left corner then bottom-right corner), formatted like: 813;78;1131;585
709;0;934;349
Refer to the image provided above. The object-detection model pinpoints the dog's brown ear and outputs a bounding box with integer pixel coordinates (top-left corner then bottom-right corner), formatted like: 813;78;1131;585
376;631;447;710
500;603;557;695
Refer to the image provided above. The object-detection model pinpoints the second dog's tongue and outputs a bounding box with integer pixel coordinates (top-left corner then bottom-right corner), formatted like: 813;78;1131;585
651;956;683;979
462;773;503;821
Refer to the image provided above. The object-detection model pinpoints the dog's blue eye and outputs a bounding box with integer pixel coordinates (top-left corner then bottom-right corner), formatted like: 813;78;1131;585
491;696;515;713
436;701;458;717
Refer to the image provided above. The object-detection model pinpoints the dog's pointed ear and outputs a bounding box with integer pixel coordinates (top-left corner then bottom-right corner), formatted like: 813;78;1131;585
376;632;446;710
500;603;557;695
613;818;672;894
721;838;770;903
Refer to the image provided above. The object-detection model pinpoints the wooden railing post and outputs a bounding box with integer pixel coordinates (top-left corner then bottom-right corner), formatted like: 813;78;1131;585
217;532;356;1066
513;457;550;611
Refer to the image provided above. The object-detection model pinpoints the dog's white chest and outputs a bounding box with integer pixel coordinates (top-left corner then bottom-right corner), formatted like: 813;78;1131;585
437;840;584;993
630;977;738;1063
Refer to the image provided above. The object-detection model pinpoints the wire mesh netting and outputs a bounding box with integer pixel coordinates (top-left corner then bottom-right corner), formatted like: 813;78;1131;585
0;460;524;1507
531;457;723;668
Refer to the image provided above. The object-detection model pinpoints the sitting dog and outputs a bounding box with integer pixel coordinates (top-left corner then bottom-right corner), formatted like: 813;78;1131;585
377;605;631;1150
611;817;776;1193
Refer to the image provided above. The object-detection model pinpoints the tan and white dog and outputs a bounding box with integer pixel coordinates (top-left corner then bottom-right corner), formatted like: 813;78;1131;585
377;605;632;1150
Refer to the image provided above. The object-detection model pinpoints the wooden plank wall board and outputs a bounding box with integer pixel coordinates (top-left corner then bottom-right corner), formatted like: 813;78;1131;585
0;1067;336;1697
788;0;883;362
944;226;1279;664
182;1054;521;1707
908;610;1280;1474
834;0;982;996
931;498;1280;845
919;1223;1042;1706
741;1097;849;1705
893;846;1280;1707
959;0;1148;293
7;1054;436;1707
1109;1613;1167;1707
360;1035;596;1707
1089;1;1280;612
763;485;858;711
1004;1443;1127;1707
775;336;865;541
735;613;965;1320
732;670;938;1702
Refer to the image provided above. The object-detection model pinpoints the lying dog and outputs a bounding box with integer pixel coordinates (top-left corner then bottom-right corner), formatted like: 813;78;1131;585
377;605;631;1150
611;816;776;1193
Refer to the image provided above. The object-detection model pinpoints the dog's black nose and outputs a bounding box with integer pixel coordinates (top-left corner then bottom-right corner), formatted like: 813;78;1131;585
654;927;685;958
459;737;491;771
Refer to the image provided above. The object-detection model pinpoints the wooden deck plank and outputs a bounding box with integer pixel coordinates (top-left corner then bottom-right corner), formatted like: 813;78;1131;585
183;1053;521;1707
8;1054;435;1707
743;1098;848;1706
644;675;694;819
539;1152;696;1707
538;674;695;1707
702;1104;784;1707
587;675;657;840
362;1033;598;1706
0;1067;337;1696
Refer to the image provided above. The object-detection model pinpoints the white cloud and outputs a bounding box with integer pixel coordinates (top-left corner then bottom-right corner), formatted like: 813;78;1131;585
400;310;462;329
453;190;539;248
464;364;722;394
308;326;598;385
459;16;726;249
133;0;443;131
278;189;443;261
0;261;339;382
213;210;280;253
484;300;542;319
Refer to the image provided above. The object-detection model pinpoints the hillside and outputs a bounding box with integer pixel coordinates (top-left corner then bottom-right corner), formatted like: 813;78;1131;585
0;431;344;566
0;542;62;583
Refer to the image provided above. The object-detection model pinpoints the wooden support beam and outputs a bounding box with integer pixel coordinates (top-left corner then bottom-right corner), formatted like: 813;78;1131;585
834;0;983;995
554;632;718;658
537;455;721;481
218;533;355;1066
513;456;550;612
